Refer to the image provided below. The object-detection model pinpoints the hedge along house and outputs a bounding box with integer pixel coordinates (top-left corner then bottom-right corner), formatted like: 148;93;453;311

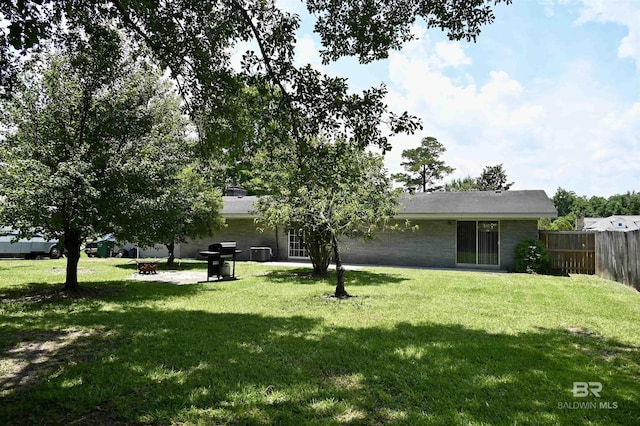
181;190;557;272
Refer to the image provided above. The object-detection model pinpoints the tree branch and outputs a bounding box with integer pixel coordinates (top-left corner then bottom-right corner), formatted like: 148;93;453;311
111;0;194;113
227;0;304;147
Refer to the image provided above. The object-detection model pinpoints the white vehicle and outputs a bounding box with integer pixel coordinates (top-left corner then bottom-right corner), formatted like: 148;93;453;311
0;229;62;259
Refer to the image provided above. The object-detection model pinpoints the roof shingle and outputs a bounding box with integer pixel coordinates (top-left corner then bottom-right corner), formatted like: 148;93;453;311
397;190;557;218
221;190;557;219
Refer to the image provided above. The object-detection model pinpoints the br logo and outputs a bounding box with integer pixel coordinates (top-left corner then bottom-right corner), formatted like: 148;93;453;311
572;382;602;398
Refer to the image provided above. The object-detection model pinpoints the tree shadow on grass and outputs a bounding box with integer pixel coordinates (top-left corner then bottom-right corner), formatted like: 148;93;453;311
263;268;407;287
0;282;59;302
0;279;213;309
344;270;408;287
0;261;42;271
1;307;638;425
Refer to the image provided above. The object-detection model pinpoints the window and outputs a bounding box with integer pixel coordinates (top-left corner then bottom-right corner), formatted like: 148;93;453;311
288;229;308;258
456;221;499;266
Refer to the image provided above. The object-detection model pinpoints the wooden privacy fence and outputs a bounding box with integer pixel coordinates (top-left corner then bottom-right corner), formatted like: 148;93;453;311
539;230;640;291
595;230;640;291
539;231;595;275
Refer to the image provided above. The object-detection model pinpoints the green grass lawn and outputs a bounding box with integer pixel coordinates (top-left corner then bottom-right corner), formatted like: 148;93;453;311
1;258;639;425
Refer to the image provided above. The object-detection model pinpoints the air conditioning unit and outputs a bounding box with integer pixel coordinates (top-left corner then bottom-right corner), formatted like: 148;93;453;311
250;247;272;262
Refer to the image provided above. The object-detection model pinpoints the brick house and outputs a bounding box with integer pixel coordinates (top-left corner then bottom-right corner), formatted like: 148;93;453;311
180;190;557;272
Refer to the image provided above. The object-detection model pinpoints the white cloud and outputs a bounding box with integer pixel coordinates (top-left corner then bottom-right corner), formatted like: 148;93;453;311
384;24;640;197
229;31;324;74
294;33;324;71
541;0;573;17
541;0;557;16
434;41;472;68
396;25;472;71
228;40;258;73
575;0;640;69
387;43;535;183
275;0;308;15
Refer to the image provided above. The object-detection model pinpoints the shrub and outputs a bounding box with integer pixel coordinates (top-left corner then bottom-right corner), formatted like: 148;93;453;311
515;238;552;274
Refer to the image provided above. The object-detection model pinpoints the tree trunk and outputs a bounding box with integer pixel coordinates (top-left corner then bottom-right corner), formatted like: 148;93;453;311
166;242;175;267
63;230;82;292
307;231;331;276
331;233;349;298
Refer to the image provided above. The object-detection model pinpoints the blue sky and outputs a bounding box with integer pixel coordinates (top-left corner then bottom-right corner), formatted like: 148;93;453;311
280;0;640;198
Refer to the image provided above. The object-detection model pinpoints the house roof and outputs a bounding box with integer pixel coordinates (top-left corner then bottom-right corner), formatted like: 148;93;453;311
581;216;640;232
397;190;557;219
221;190;557;220
221;195;258;218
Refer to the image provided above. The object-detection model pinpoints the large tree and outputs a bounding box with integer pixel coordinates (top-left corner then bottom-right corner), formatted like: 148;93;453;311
445;175;478;192
543;188;640;231
131;165;226;266
254;138;404;298
552;187;580;217
393;136;455;192
1;0;511;291
0;32;204;291
1;1;511;153
475;164;513;191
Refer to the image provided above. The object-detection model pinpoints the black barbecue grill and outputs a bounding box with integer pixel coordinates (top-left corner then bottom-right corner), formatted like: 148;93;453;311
199;242;241;281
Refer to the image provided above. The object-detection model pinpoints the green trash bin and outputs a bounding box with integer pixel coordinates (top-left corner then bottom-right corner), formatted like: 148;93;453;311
96;241;114;258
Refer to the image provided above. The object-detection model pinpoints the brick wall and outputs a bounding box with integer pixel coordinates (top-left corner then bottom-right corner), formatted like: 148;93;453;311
181;219;285;261
499;220;539;271
340;220;457;268
339;219;538;270
180;218;539;270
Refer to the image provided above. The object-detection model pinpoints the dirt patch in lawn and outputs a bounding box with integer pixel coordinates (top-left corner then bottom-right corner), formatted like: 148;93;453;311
129;271;206;285
0;329;95;393
1;286;123;304
566;326;595;337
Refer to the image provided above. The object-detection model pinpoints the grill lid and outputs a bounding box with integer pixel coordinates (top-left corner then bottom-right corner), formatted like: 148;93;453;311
209;241;237;252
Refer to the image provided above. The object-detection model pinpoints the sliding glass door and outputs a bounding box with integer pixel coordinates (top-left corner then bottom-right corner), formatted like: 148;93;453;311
456;221;477;264
457;221;499;266
477;221;499;265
